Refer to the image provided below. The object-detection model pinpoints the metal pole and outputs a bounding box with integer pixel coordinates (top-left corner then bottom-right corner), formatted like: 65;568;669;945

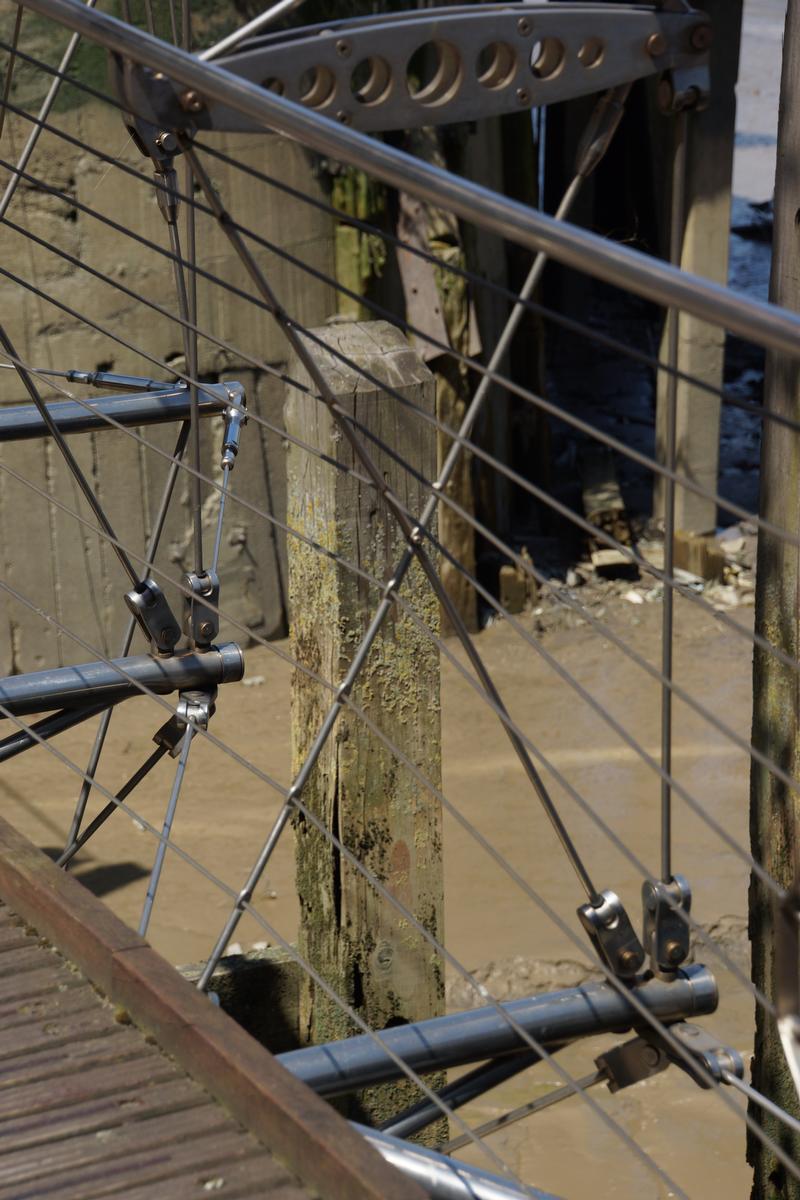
139;724;194;935
355;1125;561;1200
198;0;305;62
660;109;688;883
277;965;717;1096
0;643;243;716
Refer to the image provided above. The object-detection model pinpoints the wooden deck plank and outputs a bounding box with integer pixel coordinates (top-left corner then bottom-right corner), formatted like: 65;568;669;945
0;984;100;1033
0;815;422;1200
0;1003;124;1061
0;927;38;953
0;1054;179;1121
0;1029;153;1091
0;945;60;979
110;1155;307;1200
0;965;83;1006
0;1077;210;1153
0;1128;268;1199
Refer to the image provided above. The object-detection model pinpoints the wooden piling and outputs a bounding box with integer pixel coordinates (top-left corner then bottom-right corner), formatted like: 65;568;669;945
748;2;800;1191
285;320;445;1132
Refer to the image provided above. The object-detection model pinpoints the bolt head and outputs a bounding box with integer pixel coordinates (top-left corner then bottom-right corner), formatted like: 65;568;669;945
336;39;351;57
516;88;530;105
180;89;204;113
517;16;531;35
646;32;667;57
618;948;641;972
690;23;712;51
155;130;178;153
198;621;214;639
642;1045;661;1068
336;111;352;125
664;939;686;964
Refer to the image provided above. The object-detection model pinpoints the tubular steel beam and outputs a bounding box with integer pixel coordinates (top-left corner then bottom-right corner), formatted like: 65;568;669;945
0;644;244;716
356;1123;562;1200
278;965;718;1096
0;386;226;441
25;0;800;359
0;701;111;763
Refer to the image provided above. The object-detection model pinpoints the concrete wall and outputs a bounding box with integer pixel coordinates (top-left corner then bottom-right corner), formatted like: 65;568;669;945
0;102;337;672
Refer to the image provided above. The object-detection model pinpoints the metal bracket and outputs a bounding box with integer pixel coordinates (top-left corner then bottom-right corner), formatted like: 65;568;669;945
124;578;182;655
183;570;220;649
654;1021;743;1088
153;686;217;758
220;384;247;470
642;874;692;977
577;889;646;979
109;4;711;138
595;1035;669;1093
177;686;217;729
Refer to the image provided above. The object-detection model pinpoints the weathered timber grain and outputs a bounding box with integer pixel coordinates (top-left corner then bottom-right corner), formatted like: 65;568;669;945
286;319;445;1131
748;2;800;1192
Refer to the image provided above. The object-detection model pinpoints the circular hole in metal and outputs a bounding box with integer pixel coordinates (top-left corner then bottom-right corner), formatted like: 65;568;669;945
261;77;285;95
530;37;564;80
298;65;336;109
476;42;516;89
350;56;392;105
578;38;604;68
406;40;462;106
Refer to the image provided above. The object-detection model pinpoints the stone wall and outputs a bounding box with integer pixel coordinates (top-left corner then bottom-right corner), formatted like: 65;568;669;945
0;100;337;672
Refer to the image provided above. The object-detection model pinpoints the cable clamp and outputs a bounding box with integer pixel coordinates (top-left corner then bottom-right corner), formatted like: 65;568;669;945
124;578;181;655
577;888;645;979
183;570;220;649
642;874;692;978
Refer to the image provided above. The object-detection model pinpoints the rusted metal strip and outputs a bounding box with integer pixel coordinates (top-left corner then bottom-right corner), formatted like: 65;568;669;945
0;816;424;1200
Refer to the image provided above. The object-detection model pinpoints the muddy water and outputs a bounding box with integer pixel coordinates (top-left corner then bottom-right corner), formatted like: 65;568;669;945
0;592;756;1197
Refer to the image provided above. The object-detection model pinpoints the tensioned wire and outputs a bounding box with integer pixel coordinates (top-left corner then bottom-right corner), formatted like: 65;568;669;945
0;189;791;864
0;710;542;1200
0;389;781;1030
0;154;790;684
0;432;774;1057
3;197;790;710
0;644;761;1199
0;63;786;955
0;334;789;912
0;314;792;913
0;143;783;576
0;98;783;553
0;628;688;1200
3;207;794;778
0;41;790;440
4;11;796;1171
0;599;792;1193
0;316;774;919
0;357;786;1142
0;420;777;1032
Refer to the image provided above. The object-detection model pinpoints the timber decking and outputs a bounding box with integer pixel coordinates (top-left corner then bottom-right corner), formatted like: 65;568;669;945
0;816;423;1200
0;905;311;1200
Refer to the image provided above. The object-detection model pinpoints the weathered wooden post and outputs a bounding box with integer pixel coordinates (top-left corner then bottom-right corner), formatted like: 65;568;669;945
285;320;445;1130
748;3;800;1192
653;0;743;540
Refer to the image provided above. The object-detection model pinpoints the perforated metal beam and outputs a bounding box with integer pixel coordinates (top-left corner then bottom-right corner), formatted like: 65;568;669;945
204;4;710;132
